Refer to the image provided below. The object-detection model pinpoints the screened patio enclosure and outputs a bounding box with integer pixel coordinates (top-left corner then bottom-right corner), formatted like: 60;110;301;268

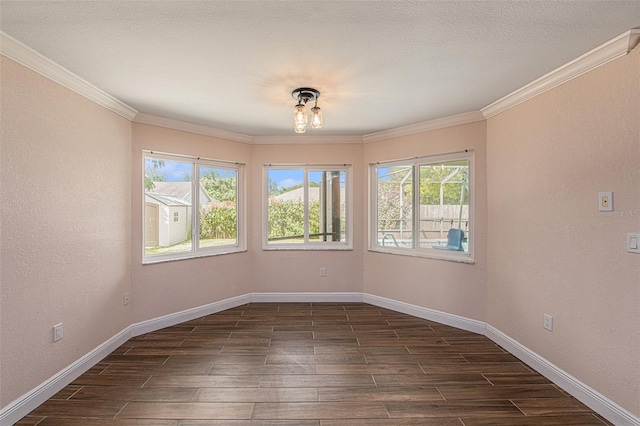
375;160;469;251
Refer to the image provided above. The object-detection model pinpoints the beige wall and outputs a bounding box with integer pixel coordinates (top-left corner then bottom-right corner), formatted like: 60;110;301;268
249;143;364;294
2;41;639;420
487;47;640;414
363;121;488;321
0;57;132;407
131;123;252;323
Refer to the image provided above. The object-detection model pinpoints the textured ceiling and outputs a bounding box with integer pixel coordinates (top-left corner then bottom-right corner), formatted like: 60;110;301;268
1;1;640;136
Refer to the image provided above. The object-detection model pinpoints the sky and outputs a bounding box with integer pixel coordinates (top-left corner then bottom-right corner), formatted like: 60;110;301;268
146;158;345;190
268;169;303;189
146;158;236;182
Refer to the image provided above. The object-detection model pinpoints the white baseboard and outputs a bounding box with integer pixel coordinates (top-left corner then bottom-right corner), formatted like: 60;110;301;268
363;293;487;335
130;293;251;337
250;292;363;303
486;325;640;426
4;293;638;426
0;327;131;426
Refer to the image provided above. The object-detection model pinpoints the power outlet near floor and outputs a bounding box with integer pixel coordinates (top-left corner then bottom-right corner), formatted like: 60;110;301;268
320;267;326;277
598;192;613;212
543;314;553;332
53;323;63;342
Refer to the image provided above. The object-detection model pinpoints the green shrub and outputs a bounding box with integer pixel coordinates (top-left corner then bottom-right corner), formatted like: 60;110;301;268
200;200;322;241
200;204;237;240
268;200;319;239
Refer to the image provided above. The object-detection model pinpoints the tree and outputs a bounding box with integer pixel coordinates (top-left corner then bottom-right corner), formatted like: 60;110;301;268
419;165;468;205
267;177;278;195
144;159;165;191
200;170;237;202
376;166;413;231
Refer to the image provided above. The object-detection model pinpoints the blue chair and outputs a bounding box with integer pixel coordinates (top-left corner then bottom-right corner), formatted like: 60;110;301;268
433;228;465;251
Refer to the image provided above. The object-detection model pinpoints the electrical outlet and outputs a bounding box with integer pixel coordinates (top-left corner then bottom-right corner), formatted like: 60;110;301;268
53;323;63;342
543;314;553;332
599;192;613;212
320;267;326;277
124;292;130;305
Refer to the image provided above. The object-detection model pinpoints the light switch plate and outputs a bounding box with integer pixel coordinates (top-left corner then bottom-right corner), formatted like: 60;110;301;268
628;233;640;254
598;192;613;212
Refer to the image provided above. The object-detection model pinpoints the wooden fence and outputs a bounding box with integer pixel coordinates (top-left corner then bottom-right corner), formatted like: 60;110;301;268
378;205;469;240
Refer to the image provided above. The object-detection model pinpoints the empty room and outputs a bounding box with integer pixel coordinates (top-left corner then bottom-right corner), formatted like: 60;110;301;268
1;2;639;425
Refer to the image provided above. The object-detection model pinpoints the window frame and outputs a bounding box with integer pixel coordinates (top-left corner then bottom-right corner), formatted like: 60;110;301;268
142;151;246;264
263;164;353;251
369;150;474;263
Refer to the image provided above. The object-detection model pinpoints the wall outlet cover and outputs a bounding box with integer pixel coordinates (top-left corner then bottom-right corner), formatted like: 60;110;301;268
543;314;553;332
627;233;640;254
53;323;63;341
598;192;613;212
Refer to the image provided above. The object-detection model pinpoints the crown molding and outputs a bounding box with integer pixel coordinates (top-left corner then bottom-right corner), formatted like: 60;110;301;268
482;29;640;119
251;135;363;145
362;111;486;143
133;113;252;144
5;28;638;139
0;31;138;121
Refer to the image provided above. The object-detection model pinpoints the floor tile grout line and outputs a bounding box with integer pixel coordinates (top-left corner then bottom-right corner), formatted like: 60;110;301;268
66;385;84;401
140;375;153;389
112;401;129;419
459;353;472;365
509;398;529;416
248;402;256;421
97;363;112;375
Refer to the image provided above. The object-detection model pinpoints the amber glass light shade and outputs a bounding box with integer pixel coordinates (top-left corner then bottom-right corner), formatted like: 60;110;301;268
310;106;323;129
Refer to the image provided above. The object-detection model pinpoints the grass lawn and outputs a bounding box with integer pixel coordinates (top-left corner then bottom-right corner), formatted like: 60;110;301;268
145;238;236;256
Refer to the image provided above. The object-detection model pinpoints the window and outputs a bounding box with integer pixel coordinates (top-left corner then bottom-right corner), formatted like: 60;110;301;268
264;165;352;249
143;152;244;263
370;151;473;262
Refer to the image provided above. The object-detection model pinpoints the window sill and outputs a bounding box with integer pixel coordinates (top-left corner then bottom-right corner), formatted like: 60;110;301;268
368;247;475;264
143;248;247;265
263;245;353;251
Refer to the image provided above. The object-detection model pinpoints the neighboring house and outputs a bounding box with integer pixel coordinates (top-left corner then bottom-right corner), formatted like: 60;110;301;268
151;181;213;207
145;182;213;247
273;186;345;203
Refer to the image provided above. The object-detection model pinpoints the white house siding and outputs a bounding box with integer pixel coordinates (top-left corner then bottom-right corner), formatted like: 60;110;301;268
158;203;170;247
167;205;191;246
145;193;191;247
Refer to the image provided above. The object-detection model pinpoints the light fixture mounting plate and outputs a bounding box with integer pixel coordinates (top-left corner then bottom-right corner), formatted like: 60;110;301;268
292;87;320;103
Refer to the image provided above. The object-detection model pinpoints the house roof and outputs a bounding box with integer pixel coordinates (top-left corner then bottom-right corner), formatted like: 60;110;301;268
273;187;346;203
151;182;192;200
145;193;190;207
2;2;639;137
150;181;212;203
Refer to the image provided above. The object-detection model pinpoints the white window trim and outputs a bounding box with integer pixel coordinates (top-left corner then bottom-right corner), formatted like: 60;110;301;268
369;150;474;263
263;164;353;251
143;151;246;264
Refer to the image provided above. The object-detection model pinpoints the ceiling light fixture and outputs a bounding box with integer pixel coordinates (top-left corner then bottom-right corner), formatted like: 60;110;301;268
292;87;322;133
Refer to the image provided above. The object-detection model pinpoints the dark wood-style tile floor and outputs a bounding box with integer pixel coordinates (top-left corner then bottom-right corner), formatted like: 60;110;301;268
17;303;611;425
